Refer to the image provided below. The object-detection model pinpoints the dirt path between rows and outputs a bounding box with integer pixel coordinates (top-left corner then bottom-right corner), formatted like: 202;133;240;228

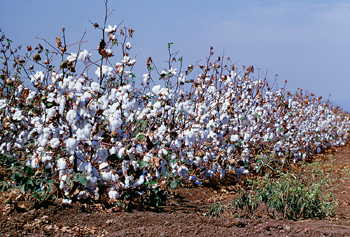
1;143;350;236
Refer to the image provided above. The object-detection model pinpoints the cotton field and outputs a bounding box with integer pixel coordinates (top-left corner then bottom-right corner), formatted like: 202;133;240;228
1;23;349;203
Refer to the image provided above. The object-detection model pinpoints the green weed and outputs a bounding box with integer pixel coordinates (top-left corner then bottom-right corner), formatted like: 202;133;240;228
231;161;339;220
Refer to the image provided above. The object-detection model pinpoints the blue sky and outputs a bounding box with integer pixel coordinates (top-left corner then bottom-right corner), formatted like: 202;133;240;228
1;0;350;110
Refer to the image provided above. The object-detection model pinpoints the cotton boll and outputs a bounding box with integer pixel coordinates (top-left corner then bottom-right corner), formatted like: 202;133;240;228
62;199;72;204
95;65;114;78
131;161;139;171
177;166;189;178
121;160;129;174
243;133;251;143
109;118;123;131
78;50;91;65
96;148;109;162
133;175;145;187
91;82;102;93
77;191;89;200
118;147;126;158
57;158;67;176
108;190;120;200
218;167;227;179
173;138;182;148
91;140;100;150
143;73;150;84
101;171;113;183
86;175;97;189
152;85;162;95
31;158;39;169
99;162;109;170
30;71;44;86
155;168;160;179
124;176;134;189
109;146;118;155
66;138;78;155
58;97;66;115
41;155;52;163
231;134;239;142
67;52;77;62
105;25;117;33
66;109;78;125
98;95;109;110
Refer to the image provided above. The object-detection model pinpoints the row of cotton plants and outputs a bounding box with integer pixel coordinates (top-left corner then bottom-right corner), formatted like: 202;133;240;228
1;19;349;204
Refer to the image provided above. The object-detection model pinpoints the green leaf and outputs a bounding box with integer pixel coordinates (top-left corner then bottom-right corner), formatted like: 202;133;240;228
138;160;150;169
45;102;57;108
24;166;34;175
129;73;136;78
145;180;158;187
136;134;146;142
170;158;178;164
19;184;26;194
170;180;178;189
60;60;68;69
72;173;88;186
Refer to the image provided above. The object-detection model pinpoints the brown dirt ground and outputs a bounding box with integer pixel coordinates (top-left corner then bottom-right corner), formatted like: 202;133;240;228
1;143;350;237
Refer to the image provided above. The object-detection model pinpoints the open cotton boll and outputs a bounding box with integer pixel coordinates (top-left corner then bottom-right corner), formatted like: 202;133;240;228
57;158;67;176
177;166;188;178
131;161;139;171
66;109;78;125
143;73;150;84
78;49;91;65
90;82;102;93
123;176;134;189
67;52;77;62
121;160;129;174
118;147;126;158
108;190;120;200
66;138;78;155
90;140;100;150
41;155;52;163
0;99;7;109
243;132;251;143
184;130;195;146
96;148;109;162
101;171;113;183
30;71;44;86
133;174;145;187
77;191;89;200
98;95;109;110
86;175;98;189
99;162;109;170
58;97;66;115
95;65;114;78
152;85;162;95
105;24;117;33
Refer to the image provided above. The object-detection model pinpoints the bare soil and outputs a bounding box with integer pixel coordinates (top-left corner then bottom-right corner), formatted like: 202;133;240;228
1;144;350;237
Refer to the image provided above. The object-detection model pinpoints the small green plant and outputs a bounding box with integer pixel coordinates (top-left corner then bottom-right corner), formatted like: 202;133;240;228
207;202;226;217
110;186;168;211
231;161;340;220
0;153;58;204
